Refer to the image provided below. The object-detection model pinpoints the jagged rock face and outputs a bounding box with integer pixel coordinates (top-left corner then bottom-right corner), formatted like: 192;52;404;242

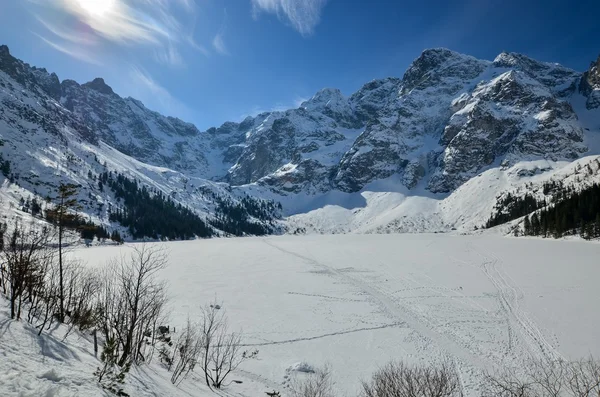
302;88;361;128
429;70;586;192
31;68;61;101
580;55;600;109
0;46;64;103
401;49;488;94
258;159;333;194
336;49;492;192
60;79;220;177
227;106;357;186
349;78;402;122
493;52;580;96
0;46;96;145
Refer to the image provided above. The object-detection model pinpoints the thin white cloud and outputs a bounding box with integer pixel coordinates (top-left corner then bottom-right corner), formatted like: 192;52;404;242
185;13;211;57
33;33;102;65
251;0;328;36
54;0;170;45
212;33;228;55
187;35;210;57
154;44;186;67
128;65;193;119
212;8;229;56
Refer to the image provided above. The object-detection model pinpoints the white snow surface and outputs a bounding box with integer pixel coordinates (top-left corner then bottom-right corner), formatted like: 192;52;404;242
3;234;591;396
2;234;599;396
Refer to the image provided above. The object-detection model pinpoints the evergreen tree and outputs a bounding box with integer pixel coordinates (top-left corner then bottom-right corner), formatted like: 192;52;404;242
94;337;131;396
104;172;213;240
110;230;123;244
30;197;42;217
523;215;531;235
0;156;10;177
488;182;600;240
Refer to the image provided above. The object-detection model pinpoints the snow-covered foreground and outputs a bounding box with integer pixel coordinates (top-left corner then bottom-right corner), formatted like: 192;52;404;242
69;234;600;396
1;234;598;396
0;301;215;397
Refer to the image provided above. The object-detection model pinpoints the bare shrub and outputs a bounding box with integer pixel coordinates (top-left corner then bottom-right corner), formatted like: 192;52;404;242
33;258;61;335
289;365;336;397
170;317;203;385
483;357;600;397
361;360;463;397
0;222;53;320
199;302;258;389
61;262;102;338
482;365;535;397
97;245;169;367
566;357;600;396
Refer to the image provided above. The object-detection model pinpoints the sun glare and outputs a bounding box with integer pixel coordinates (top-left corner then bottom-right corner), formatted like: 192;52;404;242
76;0;115;16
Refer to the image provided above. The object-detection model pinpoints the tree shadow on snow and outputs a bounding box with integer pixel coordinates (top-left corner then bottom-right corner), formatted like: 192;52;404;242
0;317;13;339
26;326;82;363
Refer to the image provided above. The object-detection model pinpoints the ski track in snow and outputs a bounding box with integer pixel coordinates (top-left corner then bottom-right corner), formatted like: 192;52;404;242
261;235;570;386
468;240;564;363
261;238;492;370
240;322;403;347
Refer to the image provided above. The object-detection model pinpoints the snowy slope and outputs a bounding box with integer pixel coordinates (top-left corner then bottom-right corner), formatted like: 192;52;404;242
66;235;600;396
0;51;280;238
0;297;235;397
254;155;599;236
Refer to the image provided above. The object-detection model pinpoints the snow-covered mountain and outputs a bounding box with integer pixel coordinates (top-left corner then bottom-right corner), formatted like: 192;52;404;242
0;45;281;239
1;44;599;238
237;49;594;195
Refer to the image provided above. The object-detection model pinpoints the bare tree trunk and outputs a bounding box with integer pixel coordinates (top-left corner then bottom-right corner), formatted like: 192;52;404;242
58;219;64;322
94;329;98;357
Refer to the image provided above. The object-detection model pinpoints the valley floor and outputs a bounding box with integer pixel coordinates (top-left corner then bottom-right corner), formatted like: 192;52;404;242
2;234;599;396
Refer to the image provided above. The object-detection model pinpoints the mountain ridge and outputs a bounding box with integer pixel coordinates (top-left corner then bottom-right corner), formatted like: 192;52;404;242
1;44;599;239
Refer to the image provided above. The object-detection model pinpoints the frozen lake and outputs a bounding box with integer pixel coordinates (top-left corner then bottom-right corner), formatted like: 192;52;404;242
74;234;600;396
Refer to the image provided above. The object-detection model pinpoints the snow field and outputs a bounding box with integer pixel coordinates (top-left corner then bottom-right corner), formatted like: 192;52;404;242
70;234;600;396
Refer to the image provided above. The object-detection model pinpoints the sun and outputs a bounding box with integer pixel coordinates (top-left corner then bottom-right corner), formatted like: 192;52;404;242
76;0;115;16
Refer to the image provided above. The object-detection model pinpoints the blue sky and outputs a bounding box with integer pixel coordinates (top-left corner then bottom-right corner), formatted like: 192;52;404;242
1;0;599;130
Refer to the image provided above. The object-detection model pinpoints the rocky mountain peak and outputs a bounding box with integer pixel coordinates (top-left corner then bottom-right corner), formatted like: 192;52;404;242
0;44;27;85
401;48;488;94
31;67;62;101
402;48;458;84
83;77;115;95
125;97;146;110
494;51;580;95
299;87;358;127
301;88;346;110
0;44;9;57
493;52;535;68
